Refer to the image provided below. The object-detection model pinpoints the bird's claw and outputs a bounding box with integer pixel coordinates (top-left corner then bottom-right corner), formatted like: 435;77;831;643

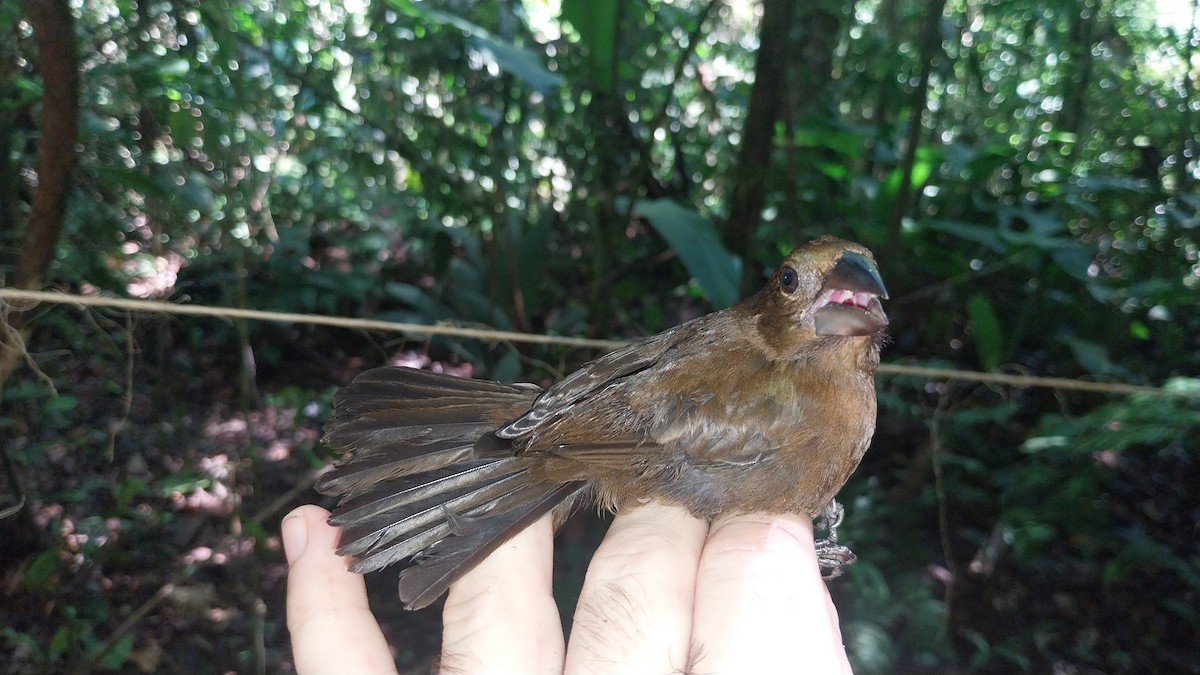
816;499;845;539
815;500;855;579
815;539;857;579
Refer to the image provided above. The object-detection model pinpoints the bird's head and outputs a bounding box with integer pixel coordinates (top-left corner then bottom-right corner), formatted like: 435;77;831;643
747;235;888;360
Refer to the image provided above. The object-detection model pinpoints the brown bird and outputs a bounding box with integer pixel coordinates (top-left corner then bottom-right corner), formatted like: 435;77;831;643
318;235;888;609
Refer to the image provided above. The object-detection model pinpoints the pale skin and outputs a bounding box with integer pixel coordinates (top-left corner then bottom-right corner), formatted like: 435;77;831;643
283;503;853;675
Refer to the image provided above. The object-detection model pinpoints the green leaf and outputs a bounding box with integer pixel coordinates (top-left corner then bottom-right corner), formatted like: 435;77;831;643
402;4;562;93
1;627;43;661
1020;435;1069;454
792;118;868;157
24;550;60;589
1049;245;1094;280
43;395;79;415
921;219;1005;253
492;348;522;383
469;36;563;94
49;626;71;661
97;633;135;670
156;473;211;497
560;0;619;92
157;59;191;79
92;166;176;201
844;619;897;673
383;283;455;322
1163;377;1200;396
1059;334;1121;376
634;199;742;308
0;74;43;111
815;161;849;180
243;518;268;546
910;144;943;187
967;294;1003;371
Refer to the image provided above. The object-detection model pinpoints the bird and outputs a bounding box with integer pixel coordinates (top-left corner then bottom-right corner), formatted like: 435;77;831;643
317;235;888;610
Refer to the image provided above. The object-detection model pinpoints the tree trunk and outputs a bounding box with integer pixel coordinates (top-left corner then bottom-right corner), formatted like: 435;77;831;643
0;0;79;565
779;1;843;237
883;0;946;272
1176;0;1198;193
2;0;78;385
9;0;77;294
1056;0;1096;164
0;15;23;236
723;0;796;284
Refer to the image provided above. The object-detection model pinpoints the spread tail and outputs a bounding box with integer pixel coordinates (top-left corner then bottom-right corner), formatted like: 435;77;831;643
316;367;587;609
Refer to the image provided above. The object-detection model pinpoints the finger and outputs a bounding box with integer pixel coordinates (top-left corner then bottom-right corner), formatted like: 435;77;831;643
564;502;708;675
284;505;398;675
441;513;563;675
690;512;852;675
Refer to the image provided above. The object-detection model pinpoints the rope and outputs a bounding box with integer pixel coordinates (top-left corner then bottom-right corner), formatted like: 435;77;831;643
2;288;1194;399
872;363;1182;398
0;288;625;350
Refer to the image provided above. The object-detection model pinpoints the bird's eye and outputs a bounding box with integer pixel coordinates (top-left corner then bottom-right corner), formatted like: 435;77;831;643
780;266;799;294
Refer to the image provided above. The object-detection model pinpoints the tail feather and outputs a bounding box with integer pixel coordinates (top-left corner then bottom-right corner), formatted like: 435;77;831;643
325;367;540;450
329;460;510;524
334;366;541;400
326;399;516;447
316;445;476;497
332;368;540;421
335;466;530;559
317;366;585;609
397;480;586;609
344;467;559;576
347;522;450;574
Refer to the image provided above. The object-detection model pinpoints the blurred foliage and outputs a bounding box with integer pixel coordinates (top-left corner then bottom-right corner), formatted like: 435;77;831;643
2;0;1199;672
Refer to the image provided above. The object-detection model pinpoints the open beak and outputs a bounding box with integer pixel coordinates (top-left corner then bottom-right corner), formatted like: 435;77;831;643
813;252;889;337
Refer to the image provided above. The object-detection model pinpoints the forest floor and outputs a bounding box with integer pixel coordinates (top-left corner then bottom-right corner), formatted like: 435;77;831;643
0;317;604;674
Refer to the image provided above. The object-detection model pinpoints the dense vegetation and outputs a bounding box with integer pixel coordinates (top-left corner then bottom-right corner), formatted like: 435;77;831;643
2;0;1198;672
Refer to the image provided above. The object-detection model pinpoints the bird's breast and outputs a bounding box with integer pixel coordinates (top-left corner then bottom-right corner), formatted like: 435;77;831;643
614;347;877;517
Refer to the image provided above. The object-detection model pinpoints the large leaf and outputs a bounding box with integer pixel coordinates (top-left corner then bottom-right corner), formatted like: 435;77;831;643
635;199;742;308
1058;334;1124;377
560;0;619;92
921;219;1006;253
389;1;562;94
967;294;1003;371
383;282;455;322
469;37;562;94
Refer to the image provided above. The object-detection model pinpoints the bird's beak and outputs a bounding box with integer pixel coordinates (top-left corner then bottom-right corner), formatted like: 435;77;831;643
813;252;889;336
824;252;888;299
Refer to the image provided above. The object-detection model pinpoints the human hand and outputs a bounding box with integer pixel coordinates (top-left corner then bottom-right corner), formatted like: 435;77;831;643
283;503;853;675
283;505;398;674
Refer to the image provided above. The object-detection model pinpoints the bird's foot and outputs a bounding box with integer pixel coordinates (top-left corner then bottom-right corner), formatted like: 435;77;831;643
815;499;855;579
815;539;857;579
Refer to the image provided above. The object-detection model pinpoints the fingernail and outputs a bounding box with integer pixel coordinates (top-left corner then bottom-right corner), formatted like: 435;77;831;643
282;512;309;565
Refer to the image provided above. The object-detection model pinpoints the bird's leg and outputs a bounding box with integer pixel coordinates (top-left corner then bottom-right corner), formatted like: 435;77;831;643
816;498;845;536
814;499;856;579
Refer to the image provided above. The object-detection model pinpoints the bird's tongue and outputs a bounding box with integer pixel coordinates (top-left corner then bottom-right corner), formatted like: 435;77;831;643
825;289;872;310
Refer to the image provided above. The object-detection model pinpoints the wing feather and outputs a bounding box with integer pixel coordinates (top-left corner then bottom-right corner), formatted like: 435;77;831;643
497;325;694;438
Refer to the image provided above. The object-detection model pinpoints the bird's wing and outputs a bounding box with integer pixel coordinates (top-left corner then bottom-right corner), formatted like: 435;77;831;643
496;321;697;438
524;343;806;472
647;387;800;468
